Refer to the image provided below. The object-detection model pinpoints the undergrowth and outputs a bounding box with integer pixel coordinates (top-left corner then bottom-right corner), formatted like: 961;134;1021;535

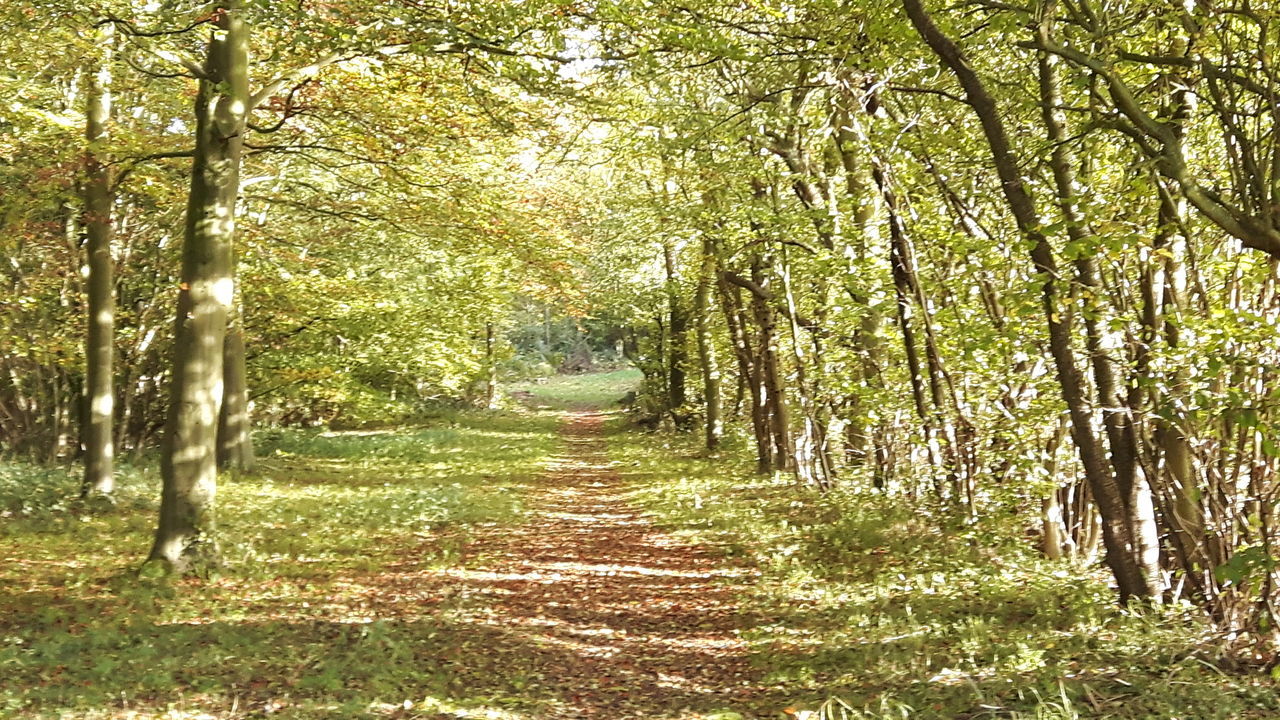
612;421;1280;719
0;461;154;521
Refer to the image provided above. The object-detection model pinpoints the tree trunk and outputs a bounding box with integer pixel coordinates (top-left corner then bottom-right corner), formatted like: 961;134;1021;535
1156;195;1207;584
717;265;772;472
903;0;1156;602
1036;21;1161;596
832;88;887;479
874;154;972;506
217;298;255;473
1140;66;1208;594
695;232;722;450
1041;417;1071;559
663;242;688;417
751;254;794;473
779;248;833;489
876;161;939;481
147;1;248;575
81;22;115;498
542;305;551;353
484;321;499;410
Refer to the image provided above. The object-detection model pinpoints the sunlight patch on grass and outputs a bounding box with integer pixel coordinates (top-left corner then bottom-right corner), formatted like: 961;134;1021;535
506;368;640;410
411;696;541;719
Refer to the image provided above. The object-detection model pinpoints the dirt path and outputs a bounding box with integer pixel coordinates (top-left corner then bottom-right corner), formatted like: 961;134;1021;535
432;411;776;719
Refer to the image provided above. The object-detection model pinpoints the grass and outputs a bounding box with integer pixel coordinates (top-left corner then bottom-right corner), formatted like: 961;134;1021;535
609;420;1280;719
505;368;641;410
10;367;1271;719
0;408;565;719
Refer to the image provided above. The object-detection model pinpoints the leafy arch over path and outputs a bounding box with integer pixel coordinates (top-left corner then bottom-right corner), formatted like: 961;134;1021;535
4;0;1280;710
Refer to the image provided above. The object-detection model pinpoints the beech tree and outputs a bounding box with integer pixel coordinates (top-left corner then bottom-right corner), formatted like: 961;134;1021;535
145;0;248;573
81;20;116;498
564;0;1277;644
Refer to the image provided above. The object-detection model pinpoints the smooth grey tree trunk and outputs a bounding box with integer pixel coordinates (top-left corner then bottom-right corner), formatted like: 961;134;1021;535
217;299;255;473
147;1;248;575
81;22;115;498
831;96;885;472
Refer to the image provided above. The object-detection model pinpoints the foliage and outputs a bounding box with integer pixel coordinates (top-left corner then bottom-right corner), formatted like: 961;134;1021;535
4;0;1280;710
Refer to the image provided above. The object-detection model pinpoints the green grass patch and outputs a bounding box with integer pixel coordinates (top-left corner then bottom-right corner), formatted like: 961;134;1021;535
506;367;640;410
609;420;1280;719
0;408;563;719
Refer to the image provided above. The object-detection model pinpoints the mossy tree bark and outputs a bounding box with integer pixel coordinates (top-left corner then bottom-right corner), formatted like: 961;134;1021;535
147;1;248;575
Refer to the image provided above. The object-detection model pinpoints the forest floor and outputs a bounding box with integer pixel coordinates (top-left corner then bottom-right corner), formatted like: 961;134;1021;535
2;369;1279;719
397;408;787;719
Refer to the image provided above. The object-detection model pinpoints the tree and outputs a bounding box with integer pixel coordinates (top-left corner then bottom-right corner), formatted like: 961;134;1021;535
81;19;116;497
901;0;1160;602
146;0;249;574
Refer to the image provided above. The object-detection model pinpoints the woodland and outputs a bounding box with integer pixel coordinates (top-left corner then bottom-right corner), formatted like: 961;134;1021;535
4;0;1280;718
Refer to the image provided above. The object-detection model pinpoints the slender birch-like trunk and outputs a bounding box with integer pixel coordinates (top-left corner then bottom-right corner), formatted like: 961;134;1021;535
903;0;1156;601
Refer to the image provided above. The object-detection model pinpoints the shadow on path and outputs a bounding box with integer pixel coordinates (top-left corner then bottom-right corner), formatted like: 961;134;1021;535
1;409;781;719
423;411;778;718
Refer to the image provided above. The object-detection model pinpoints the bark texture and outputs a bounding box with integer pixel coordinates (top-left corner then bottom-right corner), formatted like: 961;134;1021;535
148;1;248;574
216;301;255;473
82;23;116;498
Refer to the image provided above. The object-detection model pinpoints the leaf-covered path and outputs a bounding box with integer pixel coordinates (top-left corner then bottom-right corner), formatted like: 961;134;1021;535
424;410;773;719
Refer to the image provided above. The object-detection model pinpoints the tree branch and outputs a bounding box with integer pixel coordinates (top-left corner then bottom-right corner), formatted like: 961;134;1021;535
110;150;195;190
